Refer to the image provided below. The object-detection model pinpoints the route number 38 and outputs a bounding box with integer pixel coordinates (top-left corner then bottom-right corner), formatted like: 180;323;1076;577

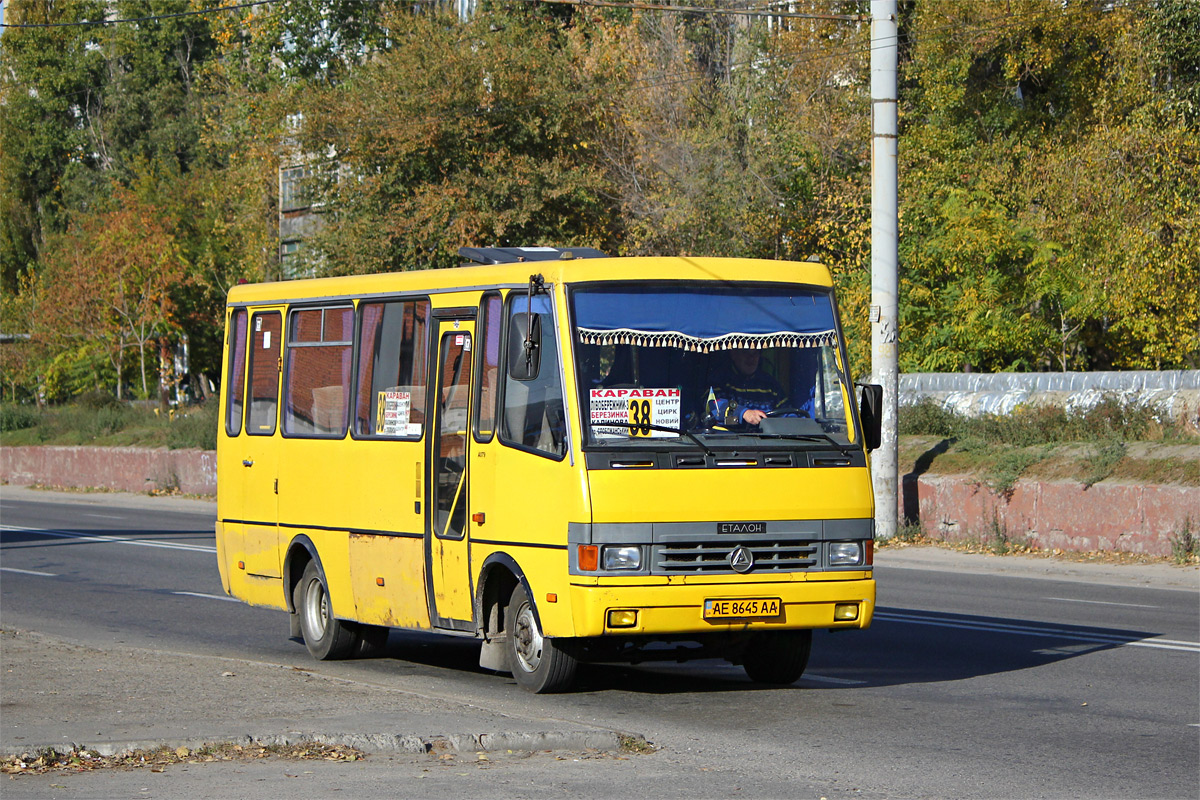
628;399;652;436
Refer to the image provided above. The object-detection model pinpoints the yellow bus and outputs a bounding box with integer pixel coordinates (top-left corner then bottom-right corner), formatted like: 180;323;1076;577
216;247;882;692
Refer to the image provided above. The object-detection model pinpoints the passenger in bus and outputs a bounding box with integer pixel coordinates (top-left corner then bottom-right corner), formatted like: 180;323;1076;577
708;348;788;427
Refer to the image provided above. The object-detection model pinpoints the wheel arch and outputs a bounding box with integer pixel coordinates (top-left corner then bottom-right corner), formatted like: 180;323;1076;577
475;552;534;639
283;534;323;614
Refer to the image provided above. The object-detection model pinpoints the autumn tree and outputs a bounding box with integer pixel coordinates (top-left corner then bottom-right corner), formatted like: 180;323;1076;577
36;189;186;400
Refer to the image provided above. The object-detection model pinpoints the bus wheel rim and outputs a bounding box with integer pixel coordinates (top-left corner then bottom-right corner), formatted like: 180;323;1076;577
513;602;543;673
305;578;328;638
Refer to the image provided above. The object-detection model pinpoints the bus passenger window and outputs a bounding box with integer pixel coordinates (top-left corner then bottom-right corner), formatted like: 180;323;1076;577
247;311;282;435
354;299;430;438
283;306;353;437
500;293;566;458
474;293;501;442
225;309;247;436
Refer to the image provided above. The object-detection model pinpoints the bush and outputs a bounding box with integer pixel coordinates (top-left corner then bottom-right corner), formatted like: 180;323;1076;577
0;404;39;433
167;402;218;450
897;398;957;437
77;389;122;410
899;394;1192;445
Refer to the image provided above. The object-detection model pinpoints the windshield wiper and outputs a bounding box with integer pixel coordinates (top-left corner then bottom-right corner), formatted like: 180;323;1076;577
603;422;716;457
755;433;855;456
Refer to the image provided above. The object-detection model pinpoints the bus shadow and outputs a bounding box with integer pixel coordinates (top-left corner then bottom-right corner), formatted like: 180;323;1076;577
331;605;1172;694
795;606;1167;690
446;606;1173;693
583;606;1165;693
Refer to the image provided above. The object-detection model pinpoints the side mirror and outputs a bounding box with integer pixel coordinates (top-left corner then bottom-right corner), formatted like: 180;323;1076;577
508;312;541;381
858;383;883;451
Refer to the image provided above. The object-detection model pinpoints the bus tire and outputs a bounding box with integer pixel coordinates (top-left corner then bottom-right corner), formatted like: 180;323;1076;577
741;630;812;685
296;561;360;660
505;583;578;693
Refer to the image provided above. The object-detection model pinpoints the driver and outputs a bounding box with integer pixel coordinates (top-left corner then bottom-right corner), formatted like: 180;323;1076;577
708;348;787;427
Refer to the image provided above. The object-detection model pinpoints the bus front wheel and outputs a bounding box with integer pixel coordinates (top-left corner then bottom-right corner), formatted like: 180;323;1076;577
296;561;360;660
741;630;812;685
505;583;578;693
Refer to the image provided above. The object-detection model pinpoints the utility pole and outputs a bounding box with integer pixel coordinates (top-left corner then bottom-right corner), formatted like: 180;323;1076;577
870;0;899;540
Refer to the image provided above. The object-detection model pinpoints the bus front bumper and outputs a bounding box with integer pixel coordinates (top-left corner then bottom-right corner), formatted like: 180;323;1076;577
566;574;875;638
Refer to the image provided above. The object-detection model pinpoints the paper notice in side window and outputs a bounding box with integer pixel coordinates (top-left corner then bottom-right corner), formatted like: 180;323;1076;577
376;390;412;436
589;388;681;438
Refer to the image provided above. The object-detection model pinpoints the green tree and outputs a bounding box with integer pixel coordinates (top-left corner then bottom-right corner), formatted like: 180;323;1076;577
0;0;108;290
297;6;616;273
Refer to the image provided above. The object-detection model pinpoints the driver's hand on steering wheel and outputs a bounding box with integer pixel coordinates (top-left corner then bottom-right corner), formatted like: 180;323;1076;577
742;408;768;425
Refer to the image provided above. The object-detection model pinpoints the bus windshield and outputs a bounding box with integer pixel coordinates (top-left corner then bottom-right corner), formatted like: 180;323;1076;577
570;283;854;450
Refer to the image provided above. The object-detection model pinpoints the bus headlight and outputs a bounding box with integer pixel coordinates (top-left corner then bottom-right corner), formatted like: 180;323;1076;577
829;542;864;566
602;546;642;571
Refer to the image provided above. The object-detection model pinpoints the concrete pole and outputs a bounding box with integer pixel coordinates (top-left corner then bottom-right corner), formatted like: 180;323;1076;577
870;0;899;540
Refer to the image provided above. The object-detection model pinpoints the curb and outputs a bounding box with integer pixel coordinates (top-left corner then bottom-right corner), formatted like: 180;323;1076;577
1;730;634;759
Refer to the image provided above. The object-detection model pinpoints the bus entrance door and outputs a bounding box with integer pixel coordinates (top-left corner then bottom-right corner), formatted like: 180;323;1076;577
427;318;476;628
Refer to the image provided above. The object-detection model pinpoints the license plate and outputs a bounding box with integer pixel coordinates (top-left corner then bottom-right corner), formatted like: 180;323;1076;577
703;597;782;620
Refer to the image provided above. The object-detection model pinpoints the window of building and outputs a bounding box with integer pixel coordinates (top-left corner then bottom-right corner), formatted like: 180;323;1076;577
354;299;431;439
280;240;305;280
279;166;311;212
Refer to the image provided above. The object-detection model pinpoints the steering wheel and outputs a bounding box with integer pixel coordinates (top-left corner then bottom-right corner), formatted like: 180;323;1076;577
765;407;810;418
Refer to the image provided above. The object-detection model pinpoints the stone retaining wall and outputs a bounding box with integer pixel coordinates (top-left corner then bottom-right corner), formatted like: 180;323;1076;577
2;446;1195;557
903;473;1198;558
1;446;217;496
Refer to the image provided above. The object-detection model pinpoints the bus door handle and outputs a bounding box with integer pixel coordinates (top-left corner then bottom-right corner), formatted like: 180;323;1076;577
243;459;254;467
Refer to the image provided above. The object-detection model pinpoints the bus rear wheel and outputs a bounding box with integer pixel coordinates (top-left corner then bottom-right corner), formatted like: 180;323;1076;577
741;630;813;685
505;583;578;693
296;561;360;660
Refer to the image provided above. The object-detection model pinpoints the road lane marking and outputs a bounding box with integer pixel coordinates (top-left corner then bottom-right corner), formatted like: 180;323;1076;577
0;524;216;554
171;591;240;603
83;513;125;520
803;674;868;686
0;566;57;577
875;611;1200;653
1045;596;1159;609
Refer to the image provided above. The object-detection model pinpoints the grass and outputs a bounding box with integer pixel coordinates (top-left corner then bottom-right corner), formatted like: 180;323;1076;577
899;395;1199;488
0;400;217;450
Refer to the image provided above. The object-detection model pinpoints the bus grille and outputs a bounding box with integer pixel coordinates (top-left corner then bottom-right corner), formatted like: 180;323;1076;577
652;540;819;574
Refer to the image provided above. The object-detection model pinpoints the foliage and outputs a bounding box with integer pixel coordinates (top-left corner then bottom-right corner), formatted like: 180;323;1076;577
0;403;39;433
0;0;1197;405
35;187;187;399
899;396;1193;445
1170;518;1197;565
295;7;616;273
166;400;217;450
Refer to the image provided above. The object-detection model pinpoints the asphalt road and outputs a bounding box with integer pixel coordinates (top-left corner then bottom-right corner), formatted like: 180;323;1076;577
1;486;1197;799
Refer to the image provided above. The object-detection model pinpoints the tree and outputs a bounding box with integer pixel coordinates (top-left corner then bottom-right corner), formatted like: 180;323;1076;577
297;6;617;273
36;189;186;399
0;0;108;290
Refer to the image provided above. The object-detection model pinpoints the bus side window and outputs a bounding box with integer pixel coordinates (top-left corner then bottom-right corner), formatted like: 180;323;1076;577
474;293;502;442
247;311;282;435
354;299;430;438
225;309;248;437
283;306;354;437
500;293;566;458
